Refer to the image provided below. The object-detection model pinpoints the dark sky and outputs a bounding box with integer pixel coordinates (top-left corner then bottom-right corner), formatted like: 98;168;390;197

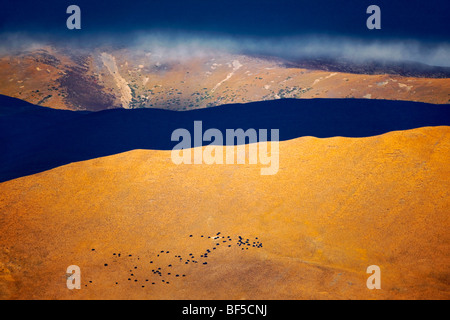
0;0;449;41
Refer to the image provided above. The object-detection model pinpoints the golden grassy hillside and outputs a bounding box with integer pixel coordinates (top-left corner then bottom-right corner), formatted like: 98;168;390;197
0;126;449;299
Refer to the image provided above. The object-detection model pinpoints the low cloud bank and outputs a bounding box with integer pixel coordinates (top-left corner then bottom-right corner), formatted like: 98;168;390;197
1;31;449;67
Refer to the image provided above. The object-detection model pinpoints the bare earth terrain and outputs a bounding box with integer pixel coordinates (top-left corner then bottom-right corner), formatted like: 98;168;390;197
1;47;449;111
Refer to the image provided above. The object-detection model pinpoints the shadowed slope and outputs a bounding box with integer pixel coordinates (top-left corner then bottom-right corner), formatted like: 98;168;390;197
1;94;449;182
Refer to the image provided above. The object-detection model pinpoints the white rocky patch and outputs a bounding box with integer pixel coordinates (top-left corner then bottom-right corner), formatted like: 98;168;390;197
211;60;242;93
398;83;413;91
101;52;132;109
312;78;322;85
325;72;337;79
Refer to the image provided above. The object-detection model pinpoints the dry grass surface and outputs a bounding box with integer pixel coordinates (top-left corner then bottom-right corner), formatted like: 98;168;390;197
0;126;449;299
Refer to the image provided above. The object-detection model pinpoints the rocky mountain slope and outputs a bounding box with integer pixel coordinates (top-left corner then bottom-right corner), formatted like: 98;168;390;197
1;46;449;111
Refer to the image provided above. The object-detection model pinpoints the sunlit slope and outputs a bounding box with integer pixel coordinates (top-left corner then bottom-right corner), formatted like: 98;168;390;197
0;126;449;299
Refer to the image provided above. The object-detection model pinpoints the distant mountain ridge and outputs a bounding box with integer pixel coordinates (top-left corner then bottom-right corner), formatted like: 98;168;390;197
281;58;450;78
1;47;450;112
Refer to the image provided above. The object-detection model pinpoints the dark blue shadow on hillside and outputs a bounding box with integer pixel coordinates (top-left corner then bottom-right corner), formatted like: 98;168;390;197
0;94;449;182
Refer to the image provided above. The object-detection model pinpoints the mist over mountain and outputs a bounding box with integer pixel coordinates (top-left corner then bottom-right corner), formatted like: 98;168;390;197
2;32;450;68
1;0;449;67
